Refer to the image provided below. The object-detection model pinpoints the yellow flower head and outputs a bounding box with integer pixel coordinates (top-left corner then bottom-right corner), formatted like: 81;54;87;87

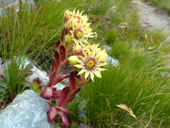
64;10;96;45
64;10;88;24
70;21;95;45
64;10;88;31
71;44;107;81
64;10;73;21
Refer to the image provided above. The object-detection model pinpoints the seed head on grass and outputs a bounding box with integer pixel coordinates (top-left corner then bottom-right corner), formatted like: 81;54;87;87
117;104;137;119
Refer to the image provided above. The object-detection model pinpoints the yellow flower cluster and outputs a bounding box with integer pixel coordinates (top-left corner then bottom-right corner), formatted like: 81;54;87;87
65;10;108;81
64;10;96;45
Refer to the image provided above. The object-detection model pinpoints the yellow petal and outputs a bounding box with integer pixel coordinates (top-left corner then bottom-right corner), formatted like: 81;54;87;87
78;69;86;75
74;64;84;68
94;70;102;78
90;72;94;81
98;68;106;71
85;71;90;79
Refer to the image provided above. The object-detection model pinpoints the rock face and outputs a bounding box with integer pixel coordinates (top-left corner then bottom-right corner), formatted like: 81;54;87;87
0;90;55;128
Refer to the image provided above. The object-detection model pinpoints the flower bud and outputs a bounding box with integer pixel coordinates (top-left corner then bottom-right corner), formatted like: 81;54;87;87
65;34;73;43
99;51;107;63
73;44;82;55
68;56;79;65
64;10;72;21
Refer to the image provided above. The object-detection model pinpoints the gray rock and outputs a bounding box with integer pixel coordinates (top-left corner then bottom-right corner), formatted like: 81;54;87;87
0;0;35;16
0;90;55;128
101;45;112;51
79;123;90;128
0;0;18;5
52;83;65;90
101;45;120;67
4;56;66;90
138;1;170;35
18;57;66;90
0;0;34;6
21;58;65;90
4;56;49;87
0;58;4;76
26;62;49;87
107;55;119;67
166;37;170;43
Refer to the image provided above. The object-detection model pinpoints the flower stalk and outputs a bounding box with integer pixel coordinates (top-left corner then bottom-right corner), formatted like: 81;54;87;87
38;10;108;127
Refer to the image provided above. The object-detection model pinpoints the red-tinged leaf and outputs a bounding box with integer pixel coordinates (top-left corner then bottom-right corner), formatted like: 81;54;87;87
49;69;59;82
44;87;53;98
57;87;69;106
67;48;72;54
50;60;55;73
56;106;72;114
60;45;66;61
51;95;59;99
53;89;61;95
48;107;58;123
54;51;60;65
61;30;65;42
51;73;69;86
40;92;44;98
45;81;53;88
55;40;60;50
61;59;69;67
69;88;81;98
51;90;61;99
33;78;41;85
73;71;81;81
69;72;76;90
57;111;69;127
31;78;42;94
62;96;75;106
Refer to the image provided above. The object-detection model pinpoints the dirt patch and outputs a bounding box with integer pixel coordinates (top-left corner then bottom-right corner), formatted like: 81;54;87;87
137;1;170;36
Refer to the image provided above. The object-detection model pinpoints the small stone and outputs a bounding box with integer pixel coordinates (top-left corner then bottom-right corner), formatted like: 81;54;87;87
101;45;112;51
52;83;65;90
0;57;4;76
27;64;49;87
4;56;49;87
0;90;55;128
166;37;170;43
79;123;90;128
107;55;119;67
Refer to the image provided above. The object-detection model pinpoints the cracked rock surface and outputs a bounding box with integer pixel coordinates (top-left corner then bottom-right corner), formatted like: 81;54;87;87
0;90;55;128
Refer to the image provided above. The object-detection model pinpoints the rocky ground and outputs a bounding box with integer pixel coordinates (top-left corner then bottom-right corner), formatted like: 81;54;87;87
0;0;18;5
137;1;170;37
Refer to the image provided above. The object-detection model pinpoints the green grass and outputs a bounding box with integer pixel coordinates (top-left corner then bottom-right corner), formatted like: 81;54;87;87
0;0;98;108
144;0;170;14
65;0;170;127
67;42;170;127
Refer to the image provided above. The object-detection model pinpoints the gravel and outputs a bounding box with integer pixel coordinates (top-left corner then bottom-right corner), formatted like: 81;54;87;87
138;1;170;36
